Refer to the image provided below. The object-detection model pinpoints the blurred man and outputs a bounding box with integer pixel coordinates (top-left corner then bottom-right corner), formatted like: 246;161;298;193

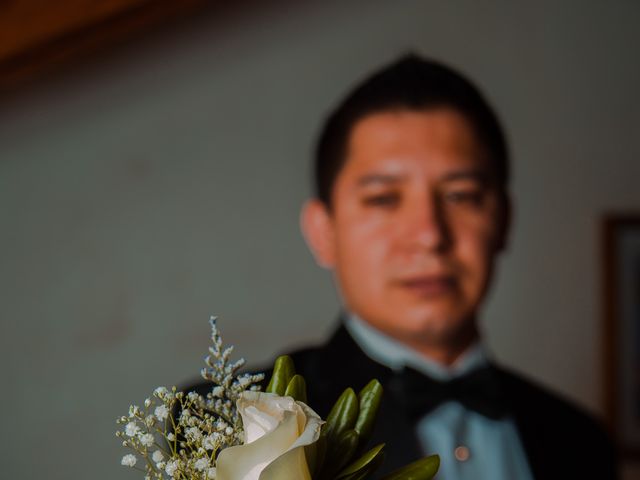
292;54;617;479
183;54;617;479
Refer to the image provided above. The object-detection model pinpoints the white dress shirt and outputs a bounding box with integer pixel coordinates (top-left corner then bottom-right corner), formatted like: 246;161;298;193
345;314;534;480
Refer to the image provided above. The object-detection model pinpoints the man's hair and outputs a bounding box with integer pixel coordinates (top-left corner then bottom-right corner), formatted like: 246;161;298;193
314;54;509;207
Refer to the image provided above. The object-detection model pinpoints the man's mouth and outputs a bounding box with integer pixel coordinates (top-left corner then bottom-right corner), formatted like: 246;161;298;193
397;275;456;297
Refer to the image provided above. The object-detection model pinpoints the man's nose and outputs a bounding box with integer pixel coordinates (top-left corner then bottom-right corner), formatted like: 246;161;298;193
404;194;450;252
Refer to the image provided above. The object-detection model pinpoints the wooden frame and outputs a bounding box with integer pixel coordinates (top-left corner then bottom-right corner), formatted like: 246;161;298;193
603;214;640;458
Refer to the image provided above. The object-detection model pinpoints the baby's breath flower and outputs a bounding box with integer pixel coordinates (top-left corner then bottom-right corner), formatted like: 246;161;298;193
125;422;140;437
154;405;169;421
139;433;154;447
185;426;202;442
187;391;200;402
154;386;168;397
165;460;180;477
203;435;216;450
212;386;224;397
152;450;164;463
194;458;209;471
117;317;264;478
121;454;137;467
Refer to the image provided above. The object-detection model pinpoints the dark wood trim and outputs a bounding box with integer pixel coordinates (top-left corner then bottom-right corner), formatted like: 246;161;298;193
0;0;210;93
602;213;640;459
602;215;616;433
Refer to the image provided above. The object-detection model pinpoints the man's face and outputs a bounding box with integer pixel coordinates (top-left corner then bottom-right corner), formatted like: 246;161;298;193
303;108;508;348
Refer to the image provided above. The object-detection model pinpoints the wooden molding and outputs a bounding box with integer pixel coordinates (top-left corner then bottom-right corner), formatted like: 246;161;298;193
602;213;640;458
0;0;210;92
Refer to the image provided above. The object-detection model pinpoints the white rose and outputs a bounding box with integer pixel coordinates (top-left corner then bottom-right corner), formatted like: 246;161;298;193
216;391;323;480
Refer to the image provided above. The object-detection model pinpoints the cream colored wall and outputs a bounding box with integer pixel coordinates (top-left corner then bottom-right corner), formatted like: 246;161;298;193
1;1;639;478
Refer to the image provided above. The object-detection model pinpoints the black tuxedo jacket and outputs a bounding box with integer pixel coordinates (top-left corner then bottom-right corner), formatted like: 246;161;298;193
185;325;618;479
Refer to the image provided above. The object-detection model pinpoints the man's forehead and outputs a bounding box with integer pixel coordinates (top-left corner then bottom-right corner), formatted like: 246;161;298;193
335;109;493;186
354;169;492;187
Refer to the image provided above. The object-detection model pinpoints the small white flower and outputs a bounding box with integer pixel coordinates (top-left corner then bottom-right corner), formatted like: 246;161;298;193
125;422;140;437
224;426;233;436
185;426;202;442
194;458;209;471
152;450;164;463
165;460;180;477
144;398;152;408
167;432;176;442
139;433;154;447
154;387;169;397
203;434;217;450
145;415;155;427
207;467;217;479
121;454;137;467
212;386;224;397
129;405;141;417
155;405;169;421
187;391;200;402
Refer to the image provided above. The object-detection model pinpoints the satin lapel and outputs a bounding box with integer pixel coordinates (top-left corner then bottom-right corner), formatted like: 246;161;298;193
314;324;424;475
493;365;548;480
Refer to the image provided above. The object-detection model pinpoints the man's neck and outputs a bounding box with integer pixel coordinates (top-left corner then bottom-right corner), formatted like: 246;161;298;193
400;326;480;368
344;314;486;378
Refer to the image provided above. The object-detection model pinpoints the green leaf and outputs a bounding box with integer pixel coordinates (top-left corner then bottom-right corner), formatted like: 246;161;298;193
335;443;385;480
284;374;307;403
341;465;382;480
323;388;359;443
266;355;295;395
354;379;383;447
378;455;440;480
313;432;327;477
320;429;359;480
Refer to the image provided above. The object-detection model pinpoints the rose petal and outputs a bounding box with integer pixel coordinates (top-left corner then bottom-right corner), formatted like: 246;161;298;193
259;401;323;480
241;405;280;444
216;410;301;480
216;392;324;480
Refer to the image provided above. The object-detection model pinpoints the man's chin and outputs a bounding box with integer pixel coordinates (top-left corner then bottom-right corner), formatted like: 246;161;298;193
380;311;475;346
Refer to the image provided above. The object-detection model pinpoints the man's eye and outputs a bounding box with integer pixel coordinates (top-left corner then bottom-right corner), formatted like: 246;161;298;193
362;193;400;207
445;190;483;205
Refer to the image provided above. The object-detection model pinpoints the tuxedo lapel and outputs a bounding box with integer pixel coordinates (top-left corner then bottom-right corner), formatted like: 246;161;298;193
299;325;423;476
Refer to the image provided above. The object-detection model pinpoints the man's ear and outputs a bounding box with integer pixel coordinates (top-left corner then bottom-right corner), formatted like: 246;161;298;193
300;199;336;269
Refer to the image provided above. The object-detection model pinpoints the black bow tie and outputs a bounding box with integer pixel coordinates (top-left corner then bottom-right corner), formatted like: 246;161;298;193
391;365;510;421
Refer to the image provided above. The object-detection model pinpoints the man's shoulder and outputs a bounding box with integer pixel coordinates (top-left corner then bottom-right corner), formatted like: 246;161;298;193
251;340;329;385
495;364;618;477
495;363;612;446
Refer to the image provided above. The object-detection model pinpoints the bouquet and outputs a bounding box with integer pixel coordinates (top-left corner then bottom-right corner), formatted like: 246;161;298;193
116;317;439;479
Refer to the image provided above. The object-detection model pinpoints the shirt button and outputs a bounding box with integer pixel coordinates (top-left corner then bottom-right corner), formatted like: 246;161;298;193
454;445;470;462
